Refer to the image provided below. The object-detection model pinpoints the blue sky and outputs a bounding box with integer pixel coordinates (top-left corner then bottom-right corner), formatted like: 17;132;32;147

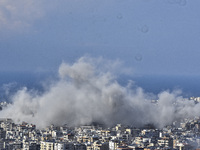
0;0;199;76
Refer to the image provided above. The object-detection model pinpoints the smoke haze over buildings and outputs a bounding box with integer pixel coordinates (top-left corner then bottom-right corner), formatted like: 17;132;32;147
0;57;200;128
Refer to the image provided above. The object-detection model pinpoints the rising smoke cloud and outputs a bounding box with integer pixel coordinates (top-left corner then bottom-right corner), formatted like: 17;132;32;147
0;57;200;128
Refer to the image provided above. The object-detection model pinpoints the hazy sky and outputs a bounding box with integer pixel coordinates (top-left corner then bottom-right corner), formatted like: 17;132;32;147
0;0;199;76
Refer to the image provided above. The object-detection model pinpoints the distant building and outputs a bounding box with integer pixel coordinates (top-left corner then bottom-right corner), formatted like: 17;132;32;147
40;141;54;150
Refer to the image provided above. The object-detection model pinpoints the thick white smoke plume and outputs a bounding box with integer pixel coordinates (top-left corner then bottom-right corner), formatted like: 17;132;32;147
0;57;200;128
